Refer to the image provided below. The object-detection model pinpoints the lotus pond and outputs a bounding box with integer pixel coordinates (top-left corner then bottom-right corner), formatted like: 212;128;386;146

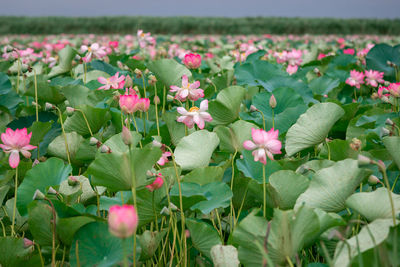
1;33;400;267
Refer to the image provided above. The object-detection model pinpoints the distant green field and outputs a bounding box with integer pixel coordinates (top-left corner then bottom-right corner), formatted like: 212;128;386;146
1;16;400;35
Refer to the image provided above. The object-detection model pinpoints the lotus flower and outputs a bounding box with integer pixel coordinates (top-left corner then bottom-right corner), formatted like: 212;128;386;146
286;64;298;75
177;100;212;129
119;94;150;113
80;43;107;62
146;174;164;192
388;82;400;97
157;151;171;166
365;70;384;87
343;48;355;55
170;75;204;102
346;70;365;89
98;72;125;90
0;128;37;168
243;128;282;165
108;204;138;238
183;53;202;69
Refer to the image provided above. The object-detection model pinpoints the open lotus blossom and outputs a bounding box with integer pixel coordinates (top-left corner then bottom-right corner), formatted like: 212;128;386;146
80;43;107;62
177;100;212;129
273;51;288;64
183;53;202;69
98;72;125;90
157;151;171;166
365;70;384;87
108;204;138;238
137;30;156;48
146;174;164;192
346;70;365;89
388;82;400;97
286;49;303;65
170;75;204;102
0;128;37;168
243;128;282;165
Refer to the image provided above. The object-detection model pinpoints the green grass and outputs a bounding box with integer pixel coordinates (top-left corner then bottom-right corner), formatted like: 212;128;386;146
1;16;400;35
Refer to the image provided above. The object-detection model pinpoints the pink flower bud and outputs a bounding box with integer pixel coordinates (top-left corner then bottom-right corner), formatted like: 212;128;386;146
183;53;202;69
66;107;75;115
368;175;380;185
89;137;99;146
122;126;132;146
146;175;164;192
68;176;79;186
269;94;277;109
23;238;34;248
358;155;372;166
108;204;138;238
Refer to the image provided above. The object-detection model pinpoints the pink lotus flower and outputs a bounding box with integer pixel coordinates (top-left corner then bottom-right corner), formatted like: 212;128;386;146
109;41;119;49
135;98;150;112
0;128;37;168
286;64;298;75
317;53;327;60
170;75;204;102
98;72;125;90
108;204;138;238
388;83;400;97
119;94;140;114
243;128;282;165
343;48;355;55
286;49;302;66
183;53;202;69
137;30;155;48
274;51;288;64
80;43;107;62
157;151;171;166
346;70;365;89
177;100;213;129
365;70;384;87
377;86;389;99
146;174;164;192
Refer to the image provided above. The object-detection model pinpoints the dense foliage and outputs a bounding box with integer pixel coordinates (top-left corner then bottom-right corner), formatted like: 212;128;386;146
0;33;400;267
1;16;400;35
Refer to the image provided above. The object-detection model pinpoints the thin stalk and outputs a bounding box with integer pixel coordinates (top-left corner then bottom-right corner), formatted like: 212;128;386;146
154;84;160;136
326;140;331;161
271;109;275;129
16;57;21;93
257;109;266;130
33;69;39;122
45;198;57;267
123;238;129;267
75;240;81;267
131;115;143;148
229;150;237;233
380;165;397;225
75;109;93;136
152;192;159;232
129;145;138;267
142;76;149;120
11;166;18;237
263;163;267;218
55;107;71;165
84;62;87;84
36;243;45;267
162;86;166;114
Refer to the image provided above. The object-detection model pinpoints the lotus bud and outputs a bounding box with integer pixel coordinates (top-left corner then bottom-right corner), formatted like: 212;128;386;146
167;94;174;101
368;175;380;185
152;139;162;148
185;229;190;238
122;126;132;146
206;78;212;84
358;154;372;166
32;159;40;167
169;202;178;211
145;175;164;192
125;75;133;88
313;68;320;74
269;94;277;109
377;160;386;171
21;64;29;73
250;105;258;112
154;95;160;105
385;118;394;126
134;68;142;79
144;69;150;75
381;127;390;137
146;170;154;177
66;107;75;115
160;206;170;216
33;189;45;200
89;137;99;146
108;204;138;238
100;144;111;153
68;176;79;186
45;102;54;111
23;238;34;250
47;186;57;195
387;60;396;67
148;75;157;86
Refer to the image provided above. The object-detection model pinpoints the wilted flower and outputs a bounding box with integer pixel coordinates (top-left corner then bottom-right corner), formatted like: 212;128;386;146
108;204;138;238
243;128;282;164
0;128;37;168
157;151;171;166
177;100;213;129
170;75;204;102
146;174;164;192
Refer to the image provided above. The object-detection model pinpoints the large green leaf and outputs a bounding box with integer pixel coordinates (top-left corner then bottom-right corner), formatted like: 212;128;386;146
87;146;161;191
383;136;400;170
60;84;93;107
285;102;345;156
47;131;83;163
214;120;258;153
295;159;370;212
183;166;225;185
186;218;221;259
57;216;96;246
27;201;56;247
309;76;340;96
25;75;65;104
366;44;400;82
17;158;72;216
64;105;110;136
268;170;310;210
174;130;219;171
0;73;22;114
333;219;398;267
48;46;77;78
208;86;245;125
162;111;186;146
0;237;39;267
146;59;191;87
346;188;400;222
69;221;139;267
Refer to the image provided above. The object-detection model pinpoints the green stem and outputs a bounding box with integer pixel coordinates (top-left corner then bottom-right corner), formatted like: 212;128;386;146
152;192;159;232
154;84;160;136
271;109;275;129
34;69;39;122
142;76;149;120
129;145;138;267
55;107;71;166
131;115;143;148
16;57;21;93
123;238;129;267
326;140;331;161
84;62;87;84
162;86;166;115
11;166;18;237
380;165;397;225
76;109;93;136
263;163;267;218
257;109;266;130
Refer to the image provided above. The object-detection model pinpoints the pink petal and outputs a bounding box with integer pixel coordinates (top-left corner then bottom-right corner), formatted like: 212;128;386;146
199;100;208;111
243;140;257;150
182;75;188;88
177;107;188;115
9;150;20;169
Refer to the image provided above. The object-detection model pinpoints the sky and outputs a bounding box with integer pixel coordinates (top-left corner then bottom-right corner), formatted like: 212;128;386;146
1;0;400;18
